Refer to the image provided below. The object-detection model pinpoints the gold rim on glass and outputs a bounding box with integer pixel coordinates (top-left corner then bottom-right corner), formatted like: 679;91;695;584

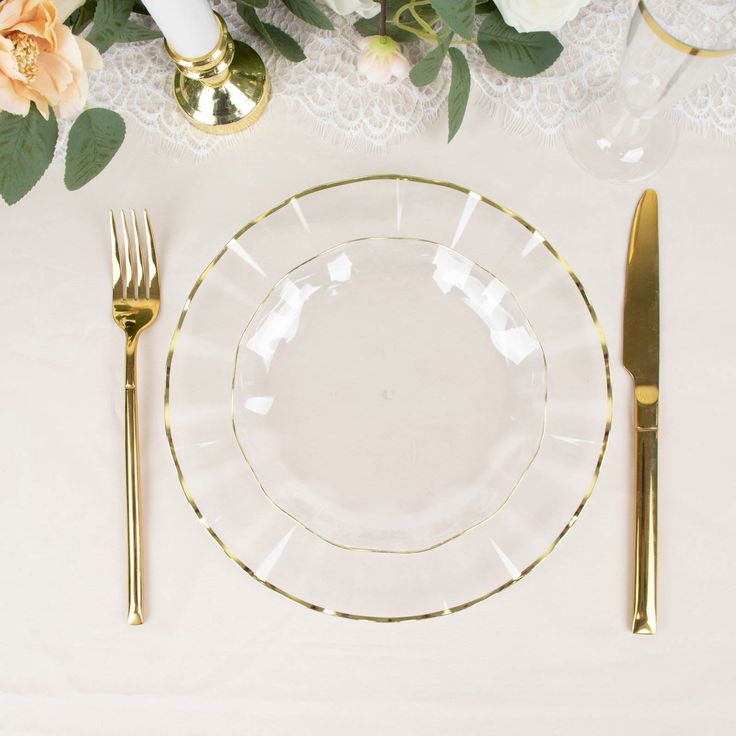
229;235;549;556
164;174;613;622
638;1;736;58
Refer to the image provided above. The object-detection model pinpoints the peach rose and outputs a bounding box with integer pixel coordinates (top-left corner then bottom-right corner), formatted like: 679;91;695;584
0;0;102;119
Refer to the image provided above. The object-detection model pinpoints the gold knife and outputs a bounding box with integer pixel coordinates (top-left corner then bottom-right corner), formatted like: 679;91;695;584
623;189;659;635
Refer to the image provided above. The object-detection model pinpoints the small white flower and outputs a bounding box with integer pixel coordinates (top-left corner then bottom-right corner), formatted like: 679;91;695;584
357;35;410;83
495;0;591;33
319;0;380;19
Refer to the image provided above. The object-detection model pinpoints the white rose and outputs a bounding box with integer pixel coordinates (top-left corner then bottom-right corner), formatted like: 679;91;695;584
319;0;380;19
495;0;591;33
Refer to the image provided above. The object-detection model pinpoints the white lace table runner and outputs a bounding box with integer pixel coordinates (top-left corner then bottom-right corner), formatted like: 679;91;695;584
85;0;736;159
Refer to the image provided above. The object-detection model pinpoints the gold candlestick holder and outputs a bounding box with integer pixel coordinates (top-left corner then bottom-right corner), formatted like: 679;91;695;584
165;13;269;134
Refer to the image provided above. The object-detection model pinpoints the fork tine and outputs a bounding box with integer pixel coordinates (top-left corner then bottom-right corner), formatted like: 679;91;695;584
120;209;134;299
143;209;159;298
110;211;124;300
131;210;146;298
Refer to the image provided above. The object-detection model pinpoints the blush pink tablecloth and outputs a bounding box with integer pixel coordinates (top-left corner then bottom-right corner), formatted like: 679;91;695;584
2;105;734;735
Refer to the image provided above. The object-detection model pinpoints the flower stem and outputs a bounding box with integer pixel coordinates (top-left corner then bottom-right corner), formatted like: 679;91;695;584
409;4;434;36
380;0;387;37
392;1;437;44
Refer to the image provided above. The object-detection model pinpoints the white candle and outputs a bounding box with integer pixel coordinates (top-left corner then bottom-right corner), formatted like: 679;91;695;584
143;0;220;59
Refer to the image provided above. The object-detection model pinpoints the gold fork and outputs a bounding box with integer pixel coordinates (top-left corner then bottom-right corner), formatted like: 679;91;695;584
110;210;160;625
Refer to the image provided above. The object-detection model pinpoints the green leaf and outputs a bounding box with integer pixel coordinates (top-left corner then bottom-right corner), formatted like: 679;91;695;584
477;9;563;78
447;48;470;141
409;42;449;87
235;0;268;7
282;0;334;31
238;5;306;62
430;0;474;40
474;1;495;14
262;23;306;62
71;1;98;33
409;27;452;87
114;19;162;44
0;108;58;205
238;4;268;38
86;0;133;52
64;108;125;191
87;0;160;53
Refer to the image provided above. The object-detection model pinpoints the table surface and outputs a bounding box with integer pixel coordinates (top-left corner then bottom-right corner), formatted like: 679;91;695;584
2;105;735;735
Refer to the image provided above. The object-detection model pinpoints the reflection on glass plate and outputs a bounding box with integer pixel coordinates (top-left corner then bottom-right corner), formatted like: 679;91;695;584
233;237;546;554
166;176;611;621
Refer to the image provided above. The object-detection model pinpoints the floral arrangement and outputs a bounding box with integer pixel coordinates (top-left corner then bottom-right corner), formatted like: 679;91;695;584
0;0;161;204
1;0;589;205
242;0;589;140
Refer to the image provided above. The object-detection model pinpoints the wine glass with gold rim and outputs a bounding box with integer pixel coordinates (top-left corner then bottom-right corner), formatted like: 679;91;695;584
564;0;736;182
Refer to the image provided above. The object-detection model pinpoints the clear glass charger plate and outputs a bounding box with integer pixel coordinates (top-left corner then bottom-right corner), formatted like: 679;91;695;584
166;175;612;621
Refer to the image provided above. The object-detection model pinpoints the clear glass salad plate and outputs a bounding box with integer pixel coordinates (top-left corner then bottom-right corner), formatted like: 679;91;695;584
165;175;611;621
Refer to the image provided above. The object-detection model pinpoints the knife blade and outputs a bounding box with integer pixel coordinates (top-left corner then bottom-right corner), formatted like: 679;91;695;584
623;189;659;635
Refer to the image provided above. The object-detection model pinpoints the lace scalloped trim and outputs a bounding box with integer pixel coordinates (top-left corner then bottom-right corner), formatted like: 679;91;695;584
72;0;736;162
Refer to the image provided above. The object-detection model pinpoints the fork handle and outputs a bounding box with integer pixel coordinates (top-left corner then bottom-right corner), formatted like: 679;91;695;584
125;340;143;625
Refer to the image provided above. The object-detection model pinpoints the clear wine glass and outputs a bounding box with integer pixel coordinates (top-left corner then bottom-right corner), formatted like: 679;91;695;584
564;0;736;182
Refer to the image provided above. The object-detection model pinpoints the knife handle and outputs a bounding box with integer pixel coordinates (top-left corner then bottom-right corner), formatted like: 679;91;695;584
632;387;658;635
